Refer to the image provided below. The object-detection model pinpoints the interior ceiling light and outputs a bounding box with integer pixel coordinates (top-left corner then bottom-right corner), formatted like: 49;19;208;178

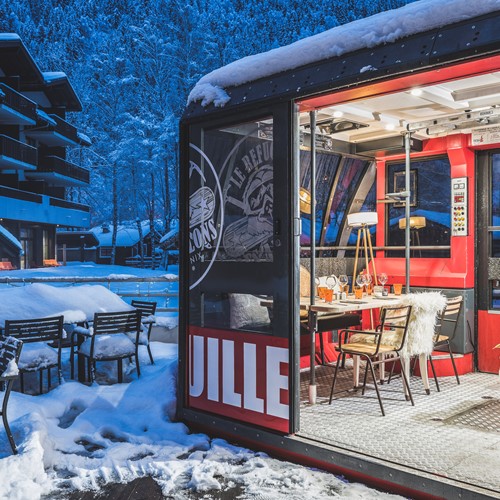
451;83;500;102
316;118;369;135
407;107;500;133
410;88;423;97
332;110;344;118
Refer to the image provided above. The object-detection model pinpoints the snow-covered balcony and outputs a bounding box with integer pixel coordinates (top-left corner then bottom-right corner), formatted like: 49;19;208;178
0;186;90;228
0;134;37;170
24;113;79;146
0;83;37;125
27;155;90;187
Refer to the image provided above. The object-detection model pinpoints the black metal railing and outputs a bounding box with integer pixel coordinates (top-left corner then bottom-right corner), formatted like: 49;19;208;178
0;185;42;203
49;115;79;144
0;84;37;122
0;135;37;167
38;156;90;184
49;197;90;212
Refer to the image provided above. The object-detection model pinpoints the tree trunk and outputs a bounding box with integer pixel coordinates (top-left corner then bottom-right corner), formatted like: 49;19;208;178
150;172;156;270
111;161;118;266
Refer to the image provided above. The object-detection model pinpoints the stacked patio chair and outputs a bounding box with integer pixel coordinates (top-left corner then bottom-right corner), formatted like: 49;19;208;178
0;336;22;454
131;300;157;365
70;310;141;384
4;316;64;394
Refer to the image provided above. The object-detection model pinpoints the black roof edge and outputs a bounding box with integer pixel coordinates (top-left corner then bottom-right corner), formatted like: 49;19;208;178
183;9;500;123
0;35;45;84
42;75;83;112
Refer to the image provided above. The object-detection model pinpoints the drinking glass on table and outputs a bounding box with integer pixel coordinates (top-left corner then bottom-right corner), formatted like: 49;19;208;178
339;274;348;294
365;273;373;294
378;273;388;296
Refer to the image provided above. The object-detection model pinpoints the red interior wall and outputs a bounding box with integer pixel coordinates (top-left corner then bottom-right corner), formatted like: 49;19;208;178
372;134;475;289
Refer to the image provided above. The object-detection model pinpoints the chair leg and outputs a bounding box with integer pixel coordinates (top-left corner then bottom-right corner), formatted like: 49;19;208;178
135;352;141;377
400;357;415;406
447;341;460;385
117;359;123;383
39;369;44;394
328;354;342;404
20;372;24;394
2;380;17;454
428;355;440;392
70;349;74;380
147;344;154;365
361;360;370;395
367;358;385;416
48;367;52;389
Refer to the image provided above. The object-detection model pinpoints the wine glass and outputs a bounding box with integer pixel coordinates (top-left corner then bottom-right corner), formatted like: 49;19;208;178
378;273;388;286
326;274;338;290
338;274;348;294
315;277;320;298
356;273;367;288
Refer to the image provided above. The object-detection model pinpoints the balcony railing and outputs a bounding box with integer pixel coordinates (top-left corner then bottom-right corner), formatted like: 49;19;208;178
38;155;90;184
49;114;79;144
0;84;37;122
0;185;42;203
0;135;37;169
49;197;90;212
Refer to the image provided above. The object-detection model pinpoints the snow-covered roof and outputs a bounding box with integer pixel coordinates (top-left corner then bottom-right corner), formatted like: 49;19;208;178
0;34;21;41
0;224;23;254
91;221;152;247
77;131;92;146
36;108;57;126
189;0;500;107
43;71;67;83
159;228;178;245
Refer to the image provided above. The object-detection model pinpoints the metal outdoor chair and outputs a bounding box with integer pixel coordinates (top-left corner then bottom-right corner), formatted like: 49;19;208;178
329;305;414;416
429;296;463;391
4;316;64;394
131;300;157;365
0;336;22;454
70;310;141;384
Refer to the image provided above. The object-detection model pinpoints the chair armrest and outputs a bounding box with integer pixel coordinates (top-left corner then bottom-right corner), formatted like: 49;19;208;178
338;328;379;348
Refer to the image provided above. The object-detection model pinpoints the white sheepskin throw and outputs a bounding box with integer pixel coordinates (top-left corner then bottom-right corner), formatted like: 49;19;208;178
399;292;447;359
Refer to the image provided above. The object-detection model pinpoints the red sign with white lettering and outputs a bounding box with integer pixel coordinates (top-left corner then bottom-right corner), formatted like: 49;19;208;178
187;326;290;433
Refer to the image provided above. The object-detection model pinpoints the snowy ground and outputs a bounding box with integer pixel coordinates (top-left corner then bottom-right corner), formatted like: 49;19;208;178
0;264;402;499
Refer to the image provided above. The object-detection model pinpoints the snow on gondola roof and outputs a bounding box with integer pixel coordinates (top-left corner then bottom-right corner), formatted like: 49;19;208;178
189;0;500;107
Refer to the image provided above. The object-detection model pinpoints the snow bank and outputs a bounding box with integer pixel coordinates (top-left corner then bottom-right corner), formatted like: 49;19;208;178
189;0;500;106
0;284;133;327
0;344;402;500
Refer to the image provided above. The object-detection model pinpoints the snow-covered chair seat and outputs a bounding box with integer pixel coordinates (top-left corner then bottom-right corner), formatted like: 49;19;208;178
70;310;142;384
4;315;64;394
18;342;58;370
80;334;136;359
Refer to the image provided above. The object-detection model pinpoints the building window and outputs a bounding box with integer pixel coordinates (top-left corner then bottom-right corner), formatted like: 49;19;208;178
99;247;112;258
386;156;451;258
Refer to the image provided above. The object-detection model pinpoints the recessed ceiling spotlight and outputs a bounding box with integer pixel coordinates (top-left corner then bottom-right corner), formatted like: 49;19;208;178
332;110;344;118
385;123;396;131
411;88;423;97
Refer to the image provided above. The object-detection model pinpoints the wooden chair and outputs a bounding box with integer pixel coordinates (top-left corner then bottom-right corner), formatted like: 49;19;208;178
0;337;23;454
4;316;64;394
329;305;414;416
299;265;360;365
131;300;157;364
429;296;463;391
70;310;141;384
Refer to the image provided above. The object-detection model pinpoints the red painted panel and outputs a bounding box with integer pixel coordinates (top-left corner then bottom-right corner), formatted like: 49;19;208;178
412;353;473;377
187;326;290;432
478;310;500;374
299;55;500;111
